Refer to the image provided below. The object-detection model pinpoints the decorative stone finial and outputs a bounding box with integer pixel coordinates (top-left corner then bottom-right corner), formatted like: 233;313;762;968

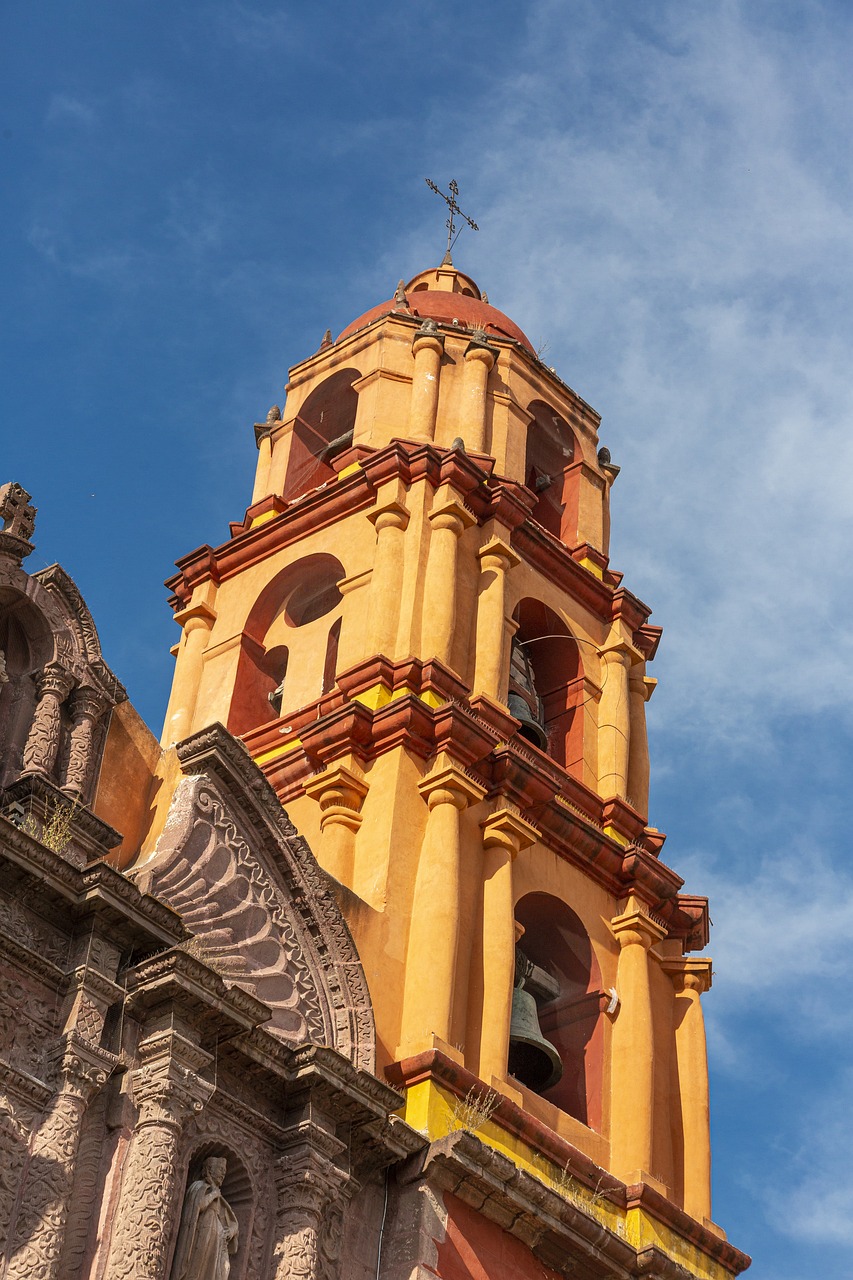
597;446;611;465
266;405;282;423
393;280;408;311
319;329;333;351
0;482;36;563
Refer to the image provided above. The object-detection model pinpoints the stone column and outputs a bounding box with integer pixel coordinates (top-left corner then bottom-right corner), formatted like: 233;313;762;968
477;809;538;1084
401;758;486;1051
409;322;444;441
627;668;655;817
21;663;74;778
609;900;667;1183
5;1035;113;1280
367;499;409;658
665;958;713;1222
597;646;632;799
303;761;369;886
102;1031;214;1280
422;491;474;668
473;537;519;702
272;1137;351;1280
161;602;216;746
62;686;107;800
460;334;498;453
251;421;275;504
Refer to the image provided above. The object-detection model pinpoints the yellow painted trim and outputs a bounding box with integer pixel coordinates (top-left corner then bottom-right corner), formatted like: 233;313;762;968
254;737;302;765
337;461;363;479
604;824;630;847
578;556;604;580
351;683;446;711
249;510;279;529
398;1078;733;1280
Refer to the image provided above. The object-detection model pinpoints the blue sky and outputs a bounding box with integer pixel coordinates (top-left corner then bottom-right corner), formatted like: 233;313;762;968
4;3;852;1275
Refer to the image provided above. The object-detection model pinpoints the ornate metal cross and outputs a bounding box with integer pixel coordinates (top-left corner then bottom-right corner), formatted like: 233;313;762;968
425;178;479;256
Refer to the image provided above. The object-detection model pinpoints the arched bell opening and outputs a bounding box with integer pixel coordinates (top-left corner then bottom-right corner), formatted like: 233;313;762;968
282;368;361;503
524;399;580;547
170;1142;255;1280
511;599;584;776
0;590;59;789
513;893;604;1130
229;554;345;735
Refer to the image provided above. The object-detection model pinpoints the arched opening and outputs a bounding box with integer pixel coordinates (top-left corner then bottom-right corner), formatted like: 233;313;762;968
511;599;584;776
0;591;55;789
229;554;345;735
171;1143;254;1280
514;893;604;1130
282;368;360;502
524;399;580;546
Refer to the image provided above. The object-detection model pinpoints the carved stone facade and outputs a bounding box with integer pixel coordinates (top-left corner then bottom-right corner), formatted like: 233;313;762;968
0;540;418;1279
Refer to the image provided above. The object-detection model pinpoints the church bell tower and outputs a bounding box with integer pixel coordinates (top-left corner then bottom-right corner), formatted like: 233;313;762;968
161;257;745;1277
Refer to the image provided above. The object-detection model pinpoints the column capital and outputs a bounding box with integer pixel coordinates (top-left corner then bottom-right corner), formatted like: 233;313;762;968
662;956;713;994
36;662;75;700
174;601;217;631
304;760;368;806
464;334;499;369
132;1029;214;1127
611;901;668;950
368;497;410;533
418;754;486;811
51;1032;115;1104
412;325;445;357
601;643;633;669
477;535;520;572
481;806;539;858
429;484;476;534
69;684;107;721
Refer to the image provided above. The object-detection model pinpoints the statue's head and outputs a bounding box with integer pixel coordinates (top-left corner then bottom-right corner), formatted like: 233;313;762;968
202;1156;227;1187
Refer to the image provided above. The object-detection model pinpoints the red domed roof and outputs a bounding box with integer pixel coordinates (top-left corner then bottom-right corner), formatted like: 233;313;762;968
337;267;534;355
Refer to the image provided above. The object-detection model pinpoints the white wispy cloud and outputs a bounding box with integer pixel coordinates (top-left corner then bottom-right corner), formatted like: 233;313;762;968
390;0;853;743
45;93;97;128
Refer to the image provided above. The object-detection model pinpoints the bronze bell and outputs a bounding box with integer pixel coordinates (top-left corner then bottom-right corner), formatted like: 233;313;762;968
507;692;549;751
508;986;563;1093
507;637;549;751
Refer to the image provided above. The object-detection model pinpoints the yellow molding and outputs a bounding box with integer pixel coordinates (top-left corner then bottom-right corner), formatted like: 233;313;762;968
249;509;279;529
351;683;446;711
400;1077;732;1280
577;556;604;580
254;737;302;765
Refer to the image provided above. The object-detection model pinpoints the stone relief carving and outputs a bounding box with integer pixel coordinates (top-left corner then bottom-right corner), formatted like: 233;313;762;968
170;1156;238;1280
21;663;74;779
4;1037;111;1280
142;725;376;1073
0;978;57;1080
146;775;327;1048
103;1047;215;1280
0;1105;29;1261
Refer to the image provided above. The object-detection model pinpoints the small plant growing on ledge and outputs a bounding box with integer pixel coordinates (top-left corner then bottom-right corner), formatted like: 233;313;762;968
20;796;76;855
448;1085;500;1135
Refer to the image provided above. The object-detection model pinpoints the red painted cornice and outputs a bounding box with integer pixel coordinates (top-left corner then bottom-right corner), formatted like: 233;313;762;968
387;1048;751;1276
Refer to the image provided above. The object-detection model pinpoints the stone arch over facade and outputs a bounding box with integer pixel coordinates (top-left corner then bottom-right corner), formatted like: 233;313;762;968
514;891;605;1131
0;556;125;797
136;723;376;1074
228;553;346;736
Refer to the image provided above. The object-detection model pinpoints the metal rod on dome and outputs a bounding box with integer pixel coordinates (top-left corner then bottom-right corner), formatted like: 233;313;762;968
425;178;479;258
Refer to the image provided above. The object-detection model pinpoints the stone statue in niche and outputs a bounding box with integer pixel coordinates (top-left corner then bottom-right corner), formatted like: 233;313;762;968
170;1157;239;1280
